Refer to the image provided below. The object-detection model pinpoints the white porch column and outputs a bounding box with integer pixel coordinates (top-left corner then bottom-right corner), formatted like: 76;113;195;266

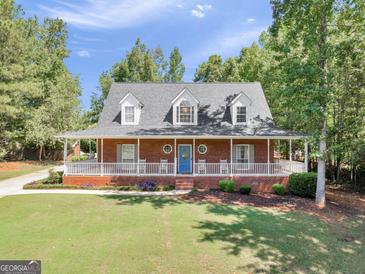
193;138;195;176
96;139;99;160
304;141;308;172
174;138;177;176
88;140;91;159
267;139;270;175
78;139;81;160
230;138;233;176
101;139;104;176
289;139;292;172
63;138;67;176
137;138;140;175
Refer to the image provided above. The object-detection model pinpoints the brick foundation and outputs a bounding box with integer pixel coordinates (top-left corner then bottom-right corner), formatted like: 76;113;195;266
63;175;288;193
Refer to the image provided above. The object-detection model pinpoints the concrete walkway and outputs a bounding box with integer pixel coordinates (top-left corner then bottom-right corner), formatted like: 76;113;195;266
0;166;63;198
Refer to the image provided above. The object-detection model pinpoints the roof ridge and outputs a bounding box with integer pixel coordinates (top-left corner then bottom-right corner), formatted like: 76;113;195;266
111;82;261;85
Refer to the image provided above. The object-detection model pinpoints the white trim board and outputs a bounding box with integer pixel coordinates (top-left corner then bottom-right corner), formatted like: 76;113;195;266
57;135;305;140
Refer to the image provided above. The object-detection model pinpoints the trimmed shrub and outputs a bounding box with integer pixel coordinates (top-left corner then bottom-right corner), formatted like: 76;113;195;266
23;183;75;190
272;183;286;195
71;155;89;161
190;187;198;193
239;184;251;195
136;181;157;191
117;185;132;191
289;172;317;198
162;184;175;191
46;170;63;184
219;180;235;192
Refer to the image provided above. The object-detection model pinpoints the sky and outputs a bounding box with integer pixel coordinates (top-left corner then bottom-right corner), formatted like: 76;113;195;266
17;0;273;110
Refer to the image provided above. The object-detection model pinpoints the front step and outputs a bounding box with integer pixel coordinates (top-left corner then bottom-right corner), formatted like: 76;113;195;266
175;179;194;190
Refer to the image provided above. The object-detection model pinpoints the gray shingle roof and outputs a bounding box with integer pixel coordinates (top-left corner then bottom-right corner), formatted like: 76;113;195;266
57;82;304;139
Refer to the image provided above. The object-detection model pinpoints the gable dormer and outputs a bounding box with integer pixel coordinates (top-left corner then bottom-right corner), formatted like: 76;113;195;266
229;92;253;125
171;88;199;125
119;92;143;125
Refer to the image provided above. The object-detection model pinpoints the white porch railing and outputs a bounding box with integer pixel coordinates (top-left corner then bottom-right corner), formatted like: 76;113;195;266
65;161;305;176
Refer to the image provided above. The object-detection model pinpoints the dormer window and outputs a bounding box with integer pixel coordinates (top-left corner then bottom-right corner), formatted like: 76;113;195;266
171;88;199;125
119;92;143;126
177;100;194;124
236;106;246;123
230;92;252;125
124;106;135;123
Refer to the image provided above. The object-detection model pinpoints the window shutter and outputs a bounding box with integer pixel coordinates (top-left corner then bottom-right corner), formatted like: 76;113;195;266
191;106;194;123
232;145;237;163
116;144;122;163
176;106;179;123
249;145;255;163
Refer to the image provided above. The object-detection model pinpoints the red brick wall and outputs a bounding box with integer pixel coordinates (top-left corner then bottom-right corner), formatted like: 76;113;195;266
233;139;275;163
97;139;137;162
63;175;288;193
195;139;230;163
96;138;275;163
140;139;174;163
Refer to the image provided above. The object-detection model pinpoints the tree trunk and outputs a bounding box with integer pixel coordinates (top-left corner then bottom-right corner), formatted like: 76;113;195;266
38;145;43;162
316;120;327;207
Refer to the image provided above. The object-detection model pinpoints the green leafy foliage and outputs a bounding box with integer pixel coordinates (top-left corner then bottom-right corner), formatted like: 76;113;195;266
166;48;185;82
239;184;251;195
0;1;81;160
161;184;175;191
272;183;286;196
219;180;235;192
71;155;89;161
289;172;317;198
194;0;365;191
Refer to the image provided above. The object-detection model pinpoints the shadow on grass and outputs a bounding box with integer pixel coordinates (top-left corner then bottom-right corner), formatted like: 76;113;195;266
99;195;182;209
98;194;364;272
194;203;364;273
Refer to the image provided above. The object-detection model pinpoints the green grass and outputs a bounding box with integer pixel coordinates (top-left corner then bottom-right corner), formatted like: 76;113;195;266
0;195;364;273
0;167;48;181
0;163;53;181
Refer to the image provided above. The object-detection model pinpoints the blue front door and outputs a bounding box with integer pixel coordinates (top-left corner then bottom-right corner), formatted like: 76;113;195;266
178;145;192;174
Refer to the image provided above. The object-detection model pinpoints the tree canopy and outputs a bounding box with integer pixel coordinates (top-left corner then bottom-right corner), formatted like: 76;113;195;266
194;0;365;198
0;0;81;160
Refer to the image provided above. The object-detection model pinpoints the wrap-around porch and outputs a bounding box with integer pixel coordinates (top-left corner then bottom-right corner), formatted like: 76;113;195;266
63;137;308;177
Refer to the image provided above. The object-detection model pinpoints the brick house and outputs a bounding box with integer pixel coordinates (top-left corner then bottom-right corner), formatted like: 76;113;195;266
57;83;308;191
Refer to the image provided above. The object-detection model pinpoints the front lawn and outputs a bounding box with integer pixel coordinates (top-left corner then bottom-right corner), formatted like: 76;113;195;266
0;195;364;273
0;161;56;181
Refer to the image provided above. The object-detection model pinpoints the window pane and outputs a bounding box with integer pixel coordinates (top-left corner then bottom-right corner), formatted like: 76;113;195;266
121;144;135;163
179;106;192;123
236;106;246;123
125;106;135;123
236;145;249;163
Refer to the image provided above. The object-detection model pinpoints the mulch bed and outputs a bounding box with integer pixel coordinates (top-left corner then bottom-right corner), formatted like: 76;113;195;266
326;187;365;211
180;190;364;223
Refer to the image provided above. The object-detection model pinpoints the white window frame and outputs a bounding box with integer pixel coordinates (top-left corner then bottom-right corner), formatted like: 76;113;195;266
176;100;194;125
121;144;136;163
235;144;250;170
197;144;208;155
162;144;173;154
172;89;199;126
236;106;247;124
123;106;135;124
